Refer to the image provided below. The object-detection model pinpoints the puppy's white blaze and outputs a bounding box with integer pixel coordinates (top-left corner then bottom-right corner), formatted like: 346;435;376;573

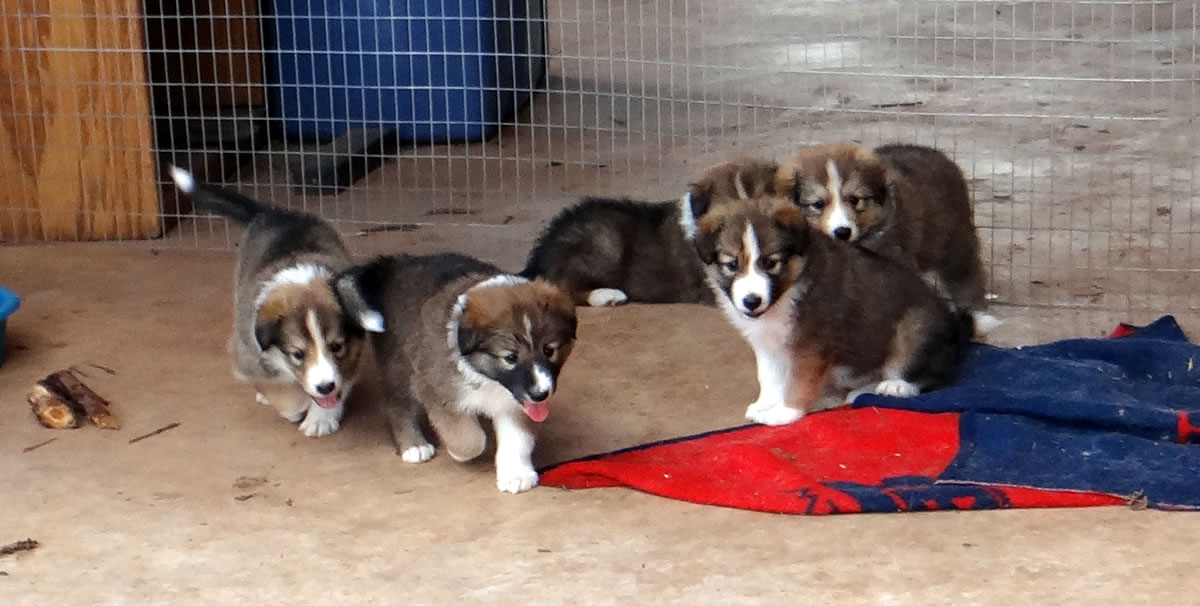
168;164;196;193
822;159;858;240
303;309;337;395
255;264;332;308
734;170;750;200
586;288;627;307
531;364;554;396
730;224;771;315
677;193;698;240
358;310;385;333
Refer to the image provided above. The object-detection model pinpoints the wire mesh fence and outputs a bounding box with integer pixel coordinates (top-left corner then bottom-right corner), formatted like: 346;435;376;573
0;0;1196;311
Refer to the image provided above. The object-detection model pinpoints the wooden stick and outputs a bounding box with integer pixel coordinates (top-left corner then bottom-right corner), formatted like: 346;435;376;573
0;539;39;558
47;370;119;429
27;380;81;429
127;422;179;444
22;438;57;453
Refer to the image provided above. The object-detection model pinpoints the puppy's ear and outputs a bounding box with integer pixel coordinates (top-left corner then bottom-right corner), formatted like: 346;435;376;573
733;157;780;198
693;218;723;265
333;260;386;333
254;313;282;352
455;307;485;356
776;205;811;252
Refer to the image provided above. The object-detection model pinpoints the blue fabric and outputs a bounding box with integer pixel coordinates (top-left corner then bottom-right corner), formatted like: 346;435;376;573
853;316;1200;510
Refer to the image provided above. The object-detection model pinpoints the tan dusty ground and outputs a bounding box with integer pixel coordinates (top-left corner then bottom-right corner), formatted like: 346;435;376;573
1;245;1198;604
3;0;1199;602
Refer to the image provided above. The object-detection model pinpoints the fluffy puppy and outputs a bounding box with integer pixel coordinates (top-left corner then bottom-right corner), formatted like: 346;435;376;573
520;157;776;307
687;159;974;426
774;142;989;320
334;253;577;494
520;197;713;306
169;166;366;437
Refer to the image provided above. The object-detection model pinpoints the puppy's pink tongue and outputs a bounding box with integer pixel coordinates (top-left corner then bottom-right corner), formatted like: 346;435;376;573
521;400;550;423
315;393;340;409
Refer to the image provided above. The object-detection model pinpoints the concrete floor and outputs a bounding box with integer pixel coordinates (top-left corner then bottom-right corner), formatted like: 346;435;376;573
4;0;1200;602
2;245;1198;604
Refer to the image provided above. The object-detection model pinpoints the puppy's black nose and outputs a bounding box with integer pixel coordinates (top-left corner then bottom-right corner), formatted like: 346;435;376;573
833;226;853;240
315;381;336;395
527;388;550;403
742;294;763;311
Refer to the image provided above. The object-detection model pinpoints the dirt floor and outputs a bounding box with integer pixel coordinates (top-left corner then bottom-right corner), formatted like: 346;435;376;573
4;0;1200;602
1;245;1197;604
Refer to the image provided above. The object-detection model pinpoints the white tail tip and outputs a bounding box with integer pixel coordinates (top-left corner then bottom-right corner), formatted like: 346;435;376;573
168;164;195;193
973;312;1004;335
360;311;385;333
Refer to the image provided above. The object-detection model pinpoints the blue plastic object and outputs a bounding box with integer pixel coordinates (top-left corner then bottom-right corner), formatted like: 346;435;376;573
267;0;547;141
0;286;19;367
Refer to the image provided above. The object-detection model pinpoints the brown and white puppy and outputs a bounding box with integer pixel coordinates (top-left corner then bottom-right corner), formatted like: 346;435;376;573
686;159;974;426
334;253;577;494
774;142;994;329
169;166;366;437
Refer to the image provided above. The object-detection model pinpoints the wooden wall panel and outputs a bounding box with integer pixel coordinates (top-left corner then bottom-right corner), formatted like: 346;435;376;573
0;0;159;241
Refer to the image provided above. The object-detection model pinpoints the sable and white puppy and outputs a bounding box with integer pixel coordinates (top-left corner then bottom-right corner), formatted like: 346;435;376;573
775;142;991;325
334;253;577;494
521;197;713;306
520;158;776;307
169;166;365;437
686;159;975;426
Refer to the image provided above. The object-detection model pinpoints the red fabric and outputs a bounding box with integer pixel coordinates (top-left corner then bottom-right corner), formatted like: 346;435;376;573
539;407;1125;514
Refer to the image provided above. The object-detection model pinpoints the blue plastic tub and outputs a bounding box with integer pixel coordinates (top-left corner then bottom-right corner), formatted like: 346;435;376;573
266;0;547;142
0;286;19;367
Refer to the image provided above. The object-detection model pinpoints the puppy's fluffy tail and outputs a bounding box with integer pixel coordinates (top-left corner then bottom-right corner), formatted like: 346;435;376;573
168;164;269;225
332;263;386;334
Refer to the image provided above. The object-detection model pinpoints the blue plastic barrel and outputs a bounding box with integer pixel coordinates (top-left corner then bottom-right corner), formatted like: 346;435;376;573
266;0;547;141
0;286;19;367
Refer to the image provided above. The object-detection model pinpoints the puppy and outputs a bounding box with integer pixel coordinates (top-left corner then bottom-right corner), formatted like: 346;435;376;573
520;158;775;307
334;253;577;494
774;142;991;323
521;198;713;306
169;166;366;437
687;159;975;426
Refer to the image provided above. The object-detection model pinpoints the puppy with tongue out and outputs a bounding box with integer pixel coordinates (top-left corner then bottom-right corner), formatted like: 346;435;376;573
334;253;577;494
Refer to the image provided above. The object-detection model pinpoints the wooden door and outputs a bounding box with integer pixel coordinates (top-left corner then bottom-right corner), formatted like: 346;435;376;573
0;0;160;241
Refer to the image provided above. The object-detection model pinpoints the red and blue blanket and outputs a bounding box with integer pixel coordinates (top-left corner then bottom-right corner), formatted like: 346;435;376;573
540;316;1200;514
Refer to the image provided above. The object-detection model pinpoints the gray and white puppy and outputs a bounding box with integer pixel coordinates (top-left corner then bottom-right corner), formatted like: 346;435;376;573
169;166;367;437
334;253;577;494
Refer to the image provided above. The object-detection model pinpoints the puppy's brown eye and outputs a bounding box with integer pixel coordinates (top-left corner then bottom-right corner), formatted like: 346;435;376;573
542;344;557;359
328;341;344;356
719;258;738;275
502;352;519;365
762;256;783;275
290;350;306;363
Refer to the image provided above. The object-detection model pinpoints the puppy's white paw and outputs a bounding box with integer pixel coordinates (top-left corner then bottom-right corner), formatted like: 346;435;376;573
255;392;270;406
586;288;628;307
875;379;919;398
400;443;436;463
745;397;784;416
496;465;539;494
746;403;804;426
298;404;343;438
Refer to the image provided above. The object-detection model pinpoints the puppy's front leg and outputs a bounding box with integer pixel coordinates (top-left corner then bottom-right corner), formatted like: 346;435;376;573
492;411;539;494
744;343;795;425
